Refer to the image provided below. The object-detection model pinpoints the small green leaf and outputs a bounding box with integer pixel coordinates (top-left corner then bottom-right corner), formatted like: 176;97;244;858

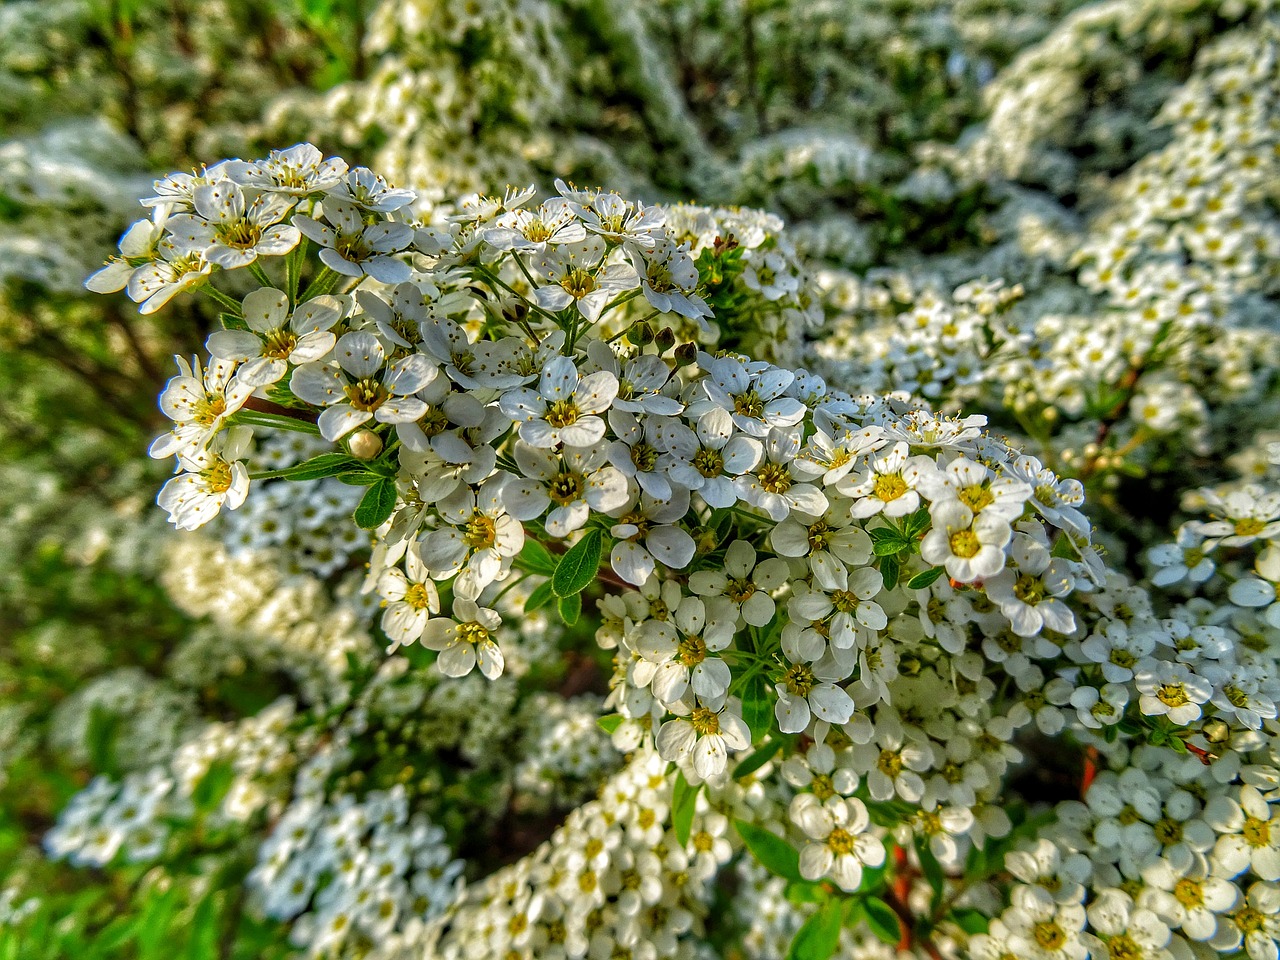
597;714;624;735
192;760;235;813
786;896;843;960
355;477;397;528
275;452;362;481
734;739;784;780
552;529;602;598
949;908;989;935
334;471;381;485
741;673;773;743
735;819;804;883
672;771;701;846
863;897;902;945
872;537;908;557
915;838;945;896
558;591;582;625
902;506;932;537
524;579;555;613
880;554;901;590
517;540;559;576
906;566;945;590
1051;534;1081;560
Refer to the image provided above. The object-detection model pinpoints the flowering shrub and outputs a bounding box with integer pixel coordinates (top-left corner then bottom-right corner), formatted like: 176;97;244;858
5;2;1280;960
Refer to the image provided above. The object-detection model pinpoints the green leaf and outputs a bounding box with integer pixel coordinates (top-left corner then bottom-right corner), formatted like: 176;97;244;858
741;672;773;743
597;714;624;735
517;540;559;576
915;838;945;895
902;506;932;537
552;529;602;597
1051;534;1082;560
906;566;945;590
558;591;582;625
949;908;989;935
192;759;235;813
524;579;555;613
734;738;784;780
787;896;843;960
863;897;902;945
334;471;381;485
355;478;397;529
872;537;908;557
672;771;701;846
275;452;362;481
735;819;803;883
880;554;901;590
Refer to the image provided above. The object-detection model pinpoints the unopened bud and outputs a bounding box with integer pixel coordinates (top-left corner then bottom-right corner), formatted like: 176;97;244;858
654;327;677;352
673;342;698;366
349;429;383;460
629;322;654;345
1201;718;1231;745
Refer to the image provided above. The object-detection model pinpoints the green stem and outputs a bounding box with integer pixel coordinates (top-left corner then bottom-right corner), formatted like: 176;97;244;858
286;239;308;306
230;410;321;436
200;283;243;314
299;265;338;301
248;260;273;289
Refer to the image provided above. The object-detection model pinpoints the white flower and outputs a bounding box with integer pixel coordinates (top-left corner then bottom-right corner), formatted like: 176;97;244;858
852;715;932;802
664;407;763;509
1209;786;1280;881
327;166;416;212
919;499;1012;582
775;661;854;733
1069;683;1129;729
569;191;665;252
294;199;414;283
481;197;586;252
1003;887;1088;960
698;356;805;439
984;533;1077;636
1191;484;1280;548
839;441;931;519
770;503;873;590
500;442;629;538
421;476;525;598
637;597;735;705
207;288;341;386
167;181;300;269
149;355;254;460
499;356;618;448
530;238;638;322
734;428;829;522
655;697;751;779
630;238;710;320
608;488;696;586
916;456;1031;522
229;143;348;195
291;332;436;441
689;540;790;627
377;546;441;652
420;598;504;679
1134;660;1213;726
123;240;212;314
1213;882;1280;960
1082;889;1172;960
789;794;884;891
157;427;252;531
1149;526;1216;587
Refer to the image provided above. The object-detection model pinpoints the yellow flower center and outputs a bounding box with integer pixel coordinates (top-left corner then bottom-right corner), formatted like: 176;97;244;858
404;583;434;611
784;663;816;697
548;471;584;506
456;620;489;645
689;706;720;736
958;484;995;512
826;827;856;856
463;511;497;549
758;463;793;494
545;398;580;428
873;474;908;502
693;447;724;478
345;377;389;412
676;634;707;667
949;529;981;558
733;391;765;419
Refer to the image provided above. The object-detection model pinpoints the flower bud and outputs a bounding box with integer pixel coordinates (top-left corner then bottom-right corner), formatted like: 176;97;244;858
628;322;654;345
673;342;698;366
1201;718;1231;745
349;429;383;460
654;327;677;352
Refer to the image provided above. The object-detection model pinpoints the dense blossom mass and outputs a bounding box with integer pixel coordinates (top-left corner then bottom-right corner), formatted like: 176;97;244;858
4;0;1280;958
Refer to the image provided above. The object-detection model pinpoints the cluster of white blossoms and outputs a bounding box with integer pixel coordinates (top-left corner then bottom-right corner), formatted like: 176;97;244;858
0;0;1258;953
